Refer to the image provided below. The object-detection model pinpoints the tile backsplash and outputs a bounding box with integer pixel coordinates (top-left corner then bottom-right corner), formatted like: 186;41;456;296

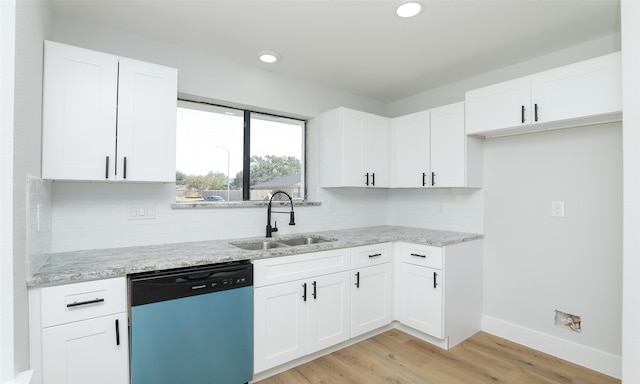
26;176;52;276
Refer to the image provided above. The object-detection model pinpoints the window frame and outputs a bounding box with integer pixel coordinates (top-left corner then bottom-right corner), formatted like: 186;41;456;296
176;98;307;203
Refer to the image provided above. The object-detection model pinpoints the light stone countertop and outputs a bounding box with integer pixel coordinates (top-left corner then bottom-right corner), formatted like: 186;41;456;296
28;225;483;287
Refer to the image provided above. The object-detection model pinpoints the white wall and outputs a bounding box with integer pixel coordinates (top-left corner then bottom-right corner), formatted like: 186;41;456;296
482;123;622;378
621;2;640;383
1;0;16;380
11;0;51;377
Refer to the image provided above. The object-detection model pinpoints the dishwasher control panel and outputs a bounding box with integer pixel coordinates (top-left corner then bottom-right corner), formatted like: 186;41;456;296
129;260;253;306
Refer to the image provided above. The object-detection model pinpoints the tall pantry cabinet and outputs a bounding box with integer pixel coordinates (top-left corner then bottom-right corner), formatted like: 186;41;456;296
41;41;177;182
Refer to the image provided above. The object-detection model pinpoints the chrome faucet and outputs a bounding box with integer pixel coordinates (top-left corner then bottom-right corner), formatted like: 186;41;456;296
266;190;295;237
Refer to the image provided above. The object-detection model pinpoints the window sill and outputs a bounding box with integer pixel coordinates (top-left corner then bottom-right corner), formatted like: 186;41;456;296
171;200;321;209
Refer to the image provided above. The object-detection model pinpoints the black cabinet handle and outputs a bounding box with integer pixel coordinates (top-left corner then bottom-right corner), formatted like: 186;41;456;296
123;157;127;179
115;319;120;346
431;172;435;186
312;281;317;299
422;172;427;187
371;173;375;186
365;173;369;186
368;253;382;258
410;253;426;258
105;156;109;179
534;103;539;122
355;272;360;288
66;298;105;308
521;105;526;123
302;283;307;302
433;272;438;289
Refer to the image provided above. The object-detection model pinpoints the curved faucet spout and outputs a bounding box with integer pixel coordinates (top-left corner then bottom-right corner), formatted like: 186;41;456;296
266;190;296;238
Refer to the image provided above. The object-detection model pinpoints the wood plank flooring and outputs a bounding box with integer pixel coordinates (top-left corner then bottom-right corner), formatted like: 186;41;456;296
256;330;619;384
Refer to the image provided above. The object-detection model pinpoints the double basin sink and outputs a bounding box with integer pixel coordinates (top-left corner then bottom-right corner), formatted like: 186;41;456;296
231;235;335;251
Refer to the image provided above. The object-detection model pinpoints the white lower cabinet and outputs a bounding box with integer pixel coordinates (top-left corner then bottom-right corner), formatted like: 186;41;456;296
253;250;351;373
29;278;129;384
399;263;443;338
41;313;128;384
350;243;393;338
397;240;483;348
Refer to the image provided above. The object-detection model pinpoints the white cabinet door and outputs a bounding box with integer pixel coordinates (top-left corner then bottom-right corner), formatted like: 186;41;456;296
42;41;118;180
307;271;351;353
391;110;430;188
340;108;367;186
117;58;177;182
41;313;128;384
465;76;530;135
319;107;390;187
364;113;391;187
254;280;307;373
399;263;443;339
430;102;465;187
531;52;621;124
351;262;393;337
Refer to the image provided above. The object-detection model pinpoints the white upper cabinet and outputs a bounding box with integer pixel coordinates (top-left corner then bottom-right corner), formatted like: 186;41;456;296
465;52;622;138
320;107;390;187
430;102;482;188
391;103;482;188
391;110;430;188
42;41;177;182
117;58;177;182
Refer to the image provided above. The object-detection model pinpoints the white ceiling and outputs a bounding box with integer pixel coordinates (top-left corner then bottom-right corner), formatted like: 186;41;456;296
49;0;621;102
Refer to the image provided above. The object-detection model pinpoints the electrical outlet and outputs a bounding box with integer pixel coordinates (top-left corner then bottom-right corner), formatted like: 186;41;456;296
551;201;565;218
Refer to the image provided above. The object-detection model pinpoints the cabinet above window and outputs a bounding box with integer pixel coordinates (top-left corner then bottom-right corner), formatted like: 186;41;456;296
41;41;178;182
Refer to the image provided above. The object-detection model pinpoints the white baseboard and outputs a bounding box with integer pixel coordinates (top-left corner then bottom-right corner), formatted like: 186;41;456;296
2;370;33;384
482;315;621;379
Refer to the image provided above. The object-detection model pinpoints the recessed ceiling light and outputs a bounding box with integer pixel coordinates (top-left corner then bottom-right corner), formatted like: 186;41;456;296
396;1;423;18
258;51;280;64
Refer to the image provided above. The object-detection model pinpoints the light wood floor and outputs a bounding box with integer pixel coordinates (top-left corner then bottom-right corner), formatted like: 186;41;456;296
256;330;619;384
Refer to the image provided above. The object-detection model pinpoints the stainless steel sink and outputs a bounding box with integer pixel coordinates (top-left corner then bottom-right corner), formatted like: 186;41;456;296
231;235;335;251
277;236;333;246
231;241;289;251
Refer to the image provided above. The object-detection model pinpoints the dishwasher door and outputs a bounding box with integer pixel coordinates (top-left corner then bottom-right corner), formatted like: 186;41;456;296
129;261;253;384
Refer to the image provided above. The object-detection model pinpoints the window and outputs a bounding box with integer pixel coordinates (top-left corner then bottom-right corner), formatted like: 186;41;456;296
175;100;305;203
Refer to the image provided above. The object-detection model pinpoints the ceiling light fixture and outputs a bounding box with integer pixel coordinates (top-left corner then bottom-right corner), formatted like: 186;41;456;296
258;51;280;64
396;1;423;18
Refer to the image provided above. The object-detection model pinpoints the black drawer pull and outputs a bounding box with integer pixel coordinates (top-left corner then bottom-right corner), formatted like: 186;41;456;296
302;283;307;302
521;105;525;123
410;253;426;258
115;319;120;346
371;173;375;186
105;156;109;179
312;281;317;299
123;157;127;179
534;103;539;122
368;253;382;258
355;272;360;288
422;172;427;187
431;172;435;186
365;173;369;186
66;298;105;308
433;272;438;289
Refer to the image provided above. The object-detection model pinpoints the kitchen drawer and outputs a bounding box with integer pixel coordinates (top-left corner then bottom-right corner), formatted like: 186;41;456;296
399;243;443;270
40;277;127;327
350;243;392;268
253;249;350;288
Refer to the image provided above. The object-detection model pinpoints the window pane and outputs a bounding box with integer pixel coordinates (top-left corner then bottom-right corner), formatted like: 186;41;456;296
175;101;244;202
249;113;304;201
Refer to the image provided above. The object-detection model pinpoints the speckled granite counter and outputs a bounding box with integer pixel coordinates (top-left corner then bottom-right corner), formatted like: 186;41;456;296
28;226;482;287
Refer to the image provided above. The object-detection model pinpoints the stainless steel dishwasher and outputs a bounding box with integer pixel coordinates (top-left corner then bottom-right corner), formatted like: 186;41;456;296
129;260;253;384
